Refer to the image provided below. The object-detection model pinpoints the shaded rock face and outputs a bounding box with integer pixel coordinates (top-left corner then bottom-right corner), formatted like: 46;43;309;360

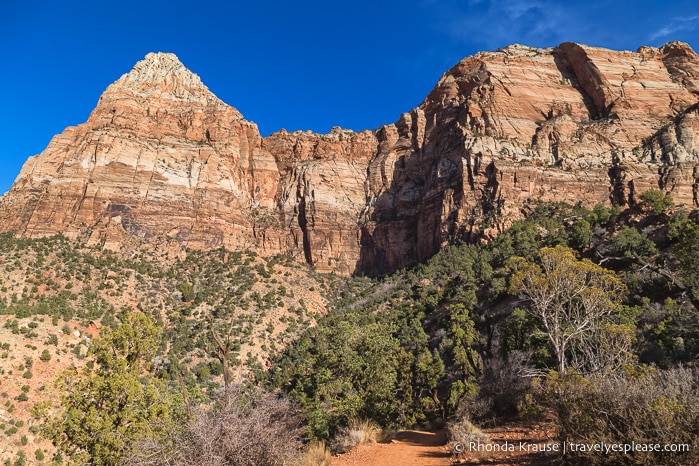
1;44;699;276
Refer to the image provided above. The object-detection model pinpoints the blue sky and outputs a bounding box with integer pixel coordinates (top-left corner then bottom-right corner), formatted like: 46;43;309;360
1;0;698;194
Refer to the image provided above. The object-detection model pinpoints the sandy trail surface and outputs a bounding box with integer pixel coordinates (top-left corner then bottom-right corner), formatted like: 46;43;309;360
332;430;450;466
331;423;558;466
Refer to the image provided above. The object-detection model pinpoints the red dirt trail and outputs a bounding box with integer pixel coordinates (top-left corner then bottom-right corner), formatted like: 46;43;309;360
331;424;558;466
332;430;450;466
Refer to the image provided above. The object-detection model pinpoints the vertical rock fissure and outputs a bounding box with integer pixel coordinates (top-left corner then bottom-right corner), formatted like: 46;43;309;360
297;196;312;265
608;152;628;206
71;182;90;223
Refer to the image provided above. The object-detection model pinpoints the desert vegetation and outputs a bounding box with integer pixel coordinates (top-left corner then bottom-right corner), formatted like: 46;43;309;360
1;193;698;465
271;195;699;465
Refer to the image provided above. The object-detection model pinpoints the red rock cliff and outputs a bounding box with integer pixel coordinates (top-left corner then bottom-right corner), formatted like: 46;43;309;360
1;43;698;275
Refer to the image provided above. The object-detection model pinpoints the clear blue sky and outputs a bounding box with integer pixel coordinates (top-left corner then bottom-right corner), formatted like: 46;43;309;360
1;0;698;194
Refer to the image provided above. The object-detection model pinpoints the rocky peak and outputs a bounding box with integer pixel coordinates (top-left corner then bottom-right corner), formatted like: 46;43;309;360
83;52;243;142
98;52;225;106
658;41;699;94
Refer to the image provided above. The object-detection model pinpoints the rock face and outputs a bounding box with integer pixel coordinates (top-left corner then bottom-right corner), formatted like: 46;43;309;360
1;53;281;253
1;44;699;276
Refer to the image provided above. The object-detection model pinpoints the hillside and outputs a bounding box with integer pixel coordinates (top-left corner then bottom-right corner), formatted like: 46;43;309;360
0;198;697;465
270;196;699;465
0;235;327;464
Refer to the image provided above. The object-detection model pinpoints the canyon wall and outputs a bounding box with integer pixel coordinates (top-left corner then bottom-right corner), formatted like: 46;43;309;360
1;43;698;275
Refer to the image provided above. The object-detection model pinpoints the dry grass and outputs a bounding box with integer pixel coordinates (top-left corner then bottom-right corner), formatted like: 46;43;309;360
330;418;384;454
447;417;490;459
299;440;332;466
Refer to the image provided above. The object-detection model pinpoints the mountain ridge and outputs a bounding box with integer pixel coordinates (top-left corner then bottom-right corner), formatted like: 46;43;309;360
1;42;698;276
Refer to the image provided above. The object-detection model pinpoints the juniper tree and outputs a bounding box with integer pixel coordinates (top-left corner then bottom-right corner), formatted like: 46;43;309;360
45;312;176;465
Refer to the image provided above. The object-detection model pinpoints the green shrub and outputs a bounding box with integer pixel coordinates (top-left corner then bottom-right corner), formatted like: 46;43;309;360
639;189;674;214
195;365;211;382
209;360;223;376
608;226;656;258
569;218;592;250
591;203;612;226
176;282;195;302
13;451;26;466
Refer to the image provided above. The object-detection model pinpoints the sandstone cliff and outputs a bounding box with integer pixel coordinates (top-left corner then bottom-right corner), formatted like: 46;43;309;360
1;43;698;275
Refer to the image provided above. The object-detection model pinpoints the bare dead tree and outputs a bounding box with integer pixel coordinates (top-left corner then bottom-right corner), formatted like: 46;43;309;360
208;315;235;391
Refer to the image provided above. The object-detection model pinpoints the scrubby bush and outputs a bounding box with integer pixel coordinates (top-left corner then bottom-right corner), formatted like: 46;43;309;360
446;416;489;461
176;282;195;302
591;203;612;226
545;368;699;465
608;226;656;258
12;451;26;466
473;351;534;419
125;386;304;466
569;218;592;250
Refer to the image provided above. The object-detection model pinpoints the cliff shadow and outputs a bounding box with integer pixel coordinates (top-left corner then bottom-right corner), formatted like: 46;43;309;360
354;115;467;277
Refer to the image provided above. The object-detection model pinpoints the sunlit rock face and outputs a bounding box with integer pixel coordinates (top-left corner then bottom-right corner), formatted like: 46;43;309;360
0;53;278;255
1;43;699;276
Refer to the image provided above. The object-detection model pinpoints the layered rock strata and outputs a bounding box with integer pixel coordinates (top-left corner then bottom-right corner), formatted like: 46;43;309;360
1;43;698;275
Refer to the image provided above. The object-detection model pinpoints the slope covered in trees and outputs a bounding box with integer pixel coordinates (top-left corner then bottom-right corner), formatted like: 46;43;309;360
1;191;698;465
270;192;699;464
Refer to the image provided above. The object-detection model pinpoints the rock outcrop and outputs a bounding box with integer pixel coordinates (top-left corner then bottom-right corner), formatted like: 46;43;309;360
1;43;699;275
